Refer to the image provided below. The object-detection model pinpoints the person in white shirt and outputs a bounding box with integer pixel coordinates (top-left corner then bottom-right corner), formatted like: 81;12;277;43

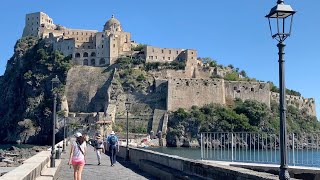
68;132;87;180
94;134;104;165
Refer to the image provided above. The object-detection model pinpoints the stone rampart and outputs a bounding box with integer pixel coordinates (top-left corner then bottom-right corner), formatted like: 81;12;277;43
167;78;225;111
270;92;316;116
224;81;270;107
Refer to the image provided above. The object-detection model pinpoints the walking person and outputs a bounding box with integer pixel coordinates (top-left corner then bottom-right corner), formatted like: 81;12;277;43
106;131;119;166
94;134;104;165
68;132;87;180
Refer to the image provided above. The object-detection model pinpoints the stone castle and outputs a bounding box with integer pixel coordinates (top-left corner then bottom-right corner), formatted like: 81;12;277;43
22;12;317;134
22;12;197;67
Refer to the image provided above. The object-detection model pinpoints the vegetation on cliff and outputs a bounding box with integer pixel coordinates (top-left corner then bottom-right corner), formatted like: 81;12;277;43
0;37;72;144
166;99;319;147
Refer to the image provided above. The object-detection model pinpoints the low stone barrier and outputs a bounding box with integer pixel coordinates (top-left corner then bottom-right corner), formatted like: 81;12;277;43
117;146;282;180
0;141;63;180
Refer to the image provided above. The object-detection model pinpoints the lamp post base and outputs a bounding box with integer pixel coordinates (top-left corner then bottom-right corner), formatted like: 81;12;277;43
50;154;55;167
279;166;290;180
125;147;130;161
62;140;66;153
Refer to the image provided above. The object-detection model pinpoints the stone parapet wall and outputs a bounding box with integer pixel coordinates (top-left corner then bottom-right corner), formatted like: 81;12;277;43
117;146;280;179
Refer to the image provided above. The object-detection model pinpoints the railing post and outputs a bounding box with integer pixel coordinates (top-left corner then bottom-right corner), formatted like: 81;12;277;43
292;133;295;166
231;132;234;162
201;133;203;160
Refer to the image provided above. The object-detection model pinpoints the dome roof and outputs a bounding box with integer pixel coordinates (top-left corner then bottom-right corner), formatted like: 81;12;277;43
104;15;122;31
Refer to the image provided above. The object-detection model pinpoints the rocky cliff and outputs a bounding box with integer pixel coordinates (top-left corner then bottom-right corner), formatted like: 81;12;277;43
0;37;71;144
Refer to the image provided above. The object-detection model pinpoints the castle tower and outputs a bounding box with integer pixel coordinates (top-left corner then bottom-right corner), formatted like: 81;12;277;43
22;12;54;37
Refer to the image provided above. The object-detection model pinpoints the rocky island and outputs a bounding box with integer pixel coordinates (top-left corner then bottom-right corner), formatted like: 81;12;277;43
0;12;318;148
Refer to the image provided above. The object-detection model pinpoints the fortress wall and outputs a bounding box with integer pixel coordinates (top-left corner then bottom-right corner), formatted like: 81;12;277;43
144;46;190;63
167;78;225;111
270;92;316;116
150;69;192;79
65;66;112;113
224;81;270;107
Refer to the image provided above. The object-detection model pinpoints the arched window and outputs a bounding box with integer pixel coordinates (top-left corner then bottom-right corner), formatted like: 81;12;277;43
99;58;105;65
91;59;96;66
75;53;80;58
91;52;96;57
83;52;88;57
83;59;88;66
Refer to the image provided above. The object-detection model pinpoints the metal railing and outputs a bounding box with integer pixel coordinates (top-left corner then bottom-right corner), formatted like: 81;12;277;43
200;132;320;167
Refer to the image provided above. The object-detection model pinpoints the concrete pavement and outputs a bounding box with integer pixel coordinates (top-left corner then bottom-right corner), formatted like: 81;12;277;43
55;143;156;180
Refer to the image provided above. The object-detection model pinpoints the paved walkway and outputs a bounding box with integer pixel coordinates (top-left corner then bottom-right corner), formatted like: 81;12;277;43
56;143;156;180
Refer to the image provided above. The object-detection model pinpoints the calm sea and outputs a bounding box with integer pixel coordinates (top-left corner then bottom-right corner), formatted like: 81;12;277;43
149;147;320;168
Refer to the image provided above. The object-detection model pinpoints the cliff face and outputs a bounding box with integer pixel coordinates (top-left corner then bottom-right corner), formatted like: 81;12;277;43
0;37;71;144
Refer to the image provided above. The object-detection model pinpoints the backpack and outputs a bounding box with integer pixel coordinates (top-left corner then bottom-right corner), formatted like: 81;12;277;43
109;136;117;145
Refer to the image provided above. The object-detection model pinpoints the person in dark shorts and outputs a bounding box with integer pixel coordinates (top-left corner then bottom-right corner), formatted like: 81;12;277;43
106;131;119;166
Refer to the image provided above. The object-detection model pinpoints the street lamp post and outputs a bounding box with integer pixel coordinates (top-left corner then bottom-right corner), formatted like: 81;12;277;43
266;1;296;179
62;116;66;153
125;99;131;161
50;75;60;168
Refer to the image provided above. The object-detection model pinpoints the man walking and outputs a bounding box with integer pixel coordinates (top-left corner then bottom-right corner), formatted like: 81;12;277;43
106;131;119;166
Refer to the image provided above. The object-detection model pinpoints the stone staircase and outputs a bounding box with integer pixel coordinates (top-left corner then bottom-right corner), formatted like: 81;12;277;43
151;109;167;133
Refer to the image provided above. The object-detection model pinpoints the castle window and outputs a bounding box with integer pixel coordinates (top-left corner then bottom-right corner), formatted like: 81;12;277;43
192;57;194;59
251;88;254;92
102;34;104;37
234;87;237;90
113;44;115;48
191;52;194;54
91;59;96;66
86;33;88;35
163;57;165;60
75;53;81;58
67;46;69;50
102;45;104;48
169;50;171;54
81;32;83;35
168;57;171;60
83;59;89;66
83;52;89;57
155;56;157;59
99;58;106;65
177;51;179;54
162;49;164;53
91;52;96;57
77;32;78;35
28;18;29;20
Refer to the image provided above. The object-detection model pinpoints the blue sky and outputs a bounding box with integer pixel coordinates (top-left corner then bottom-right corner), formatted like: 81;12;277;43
0;1;319;118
